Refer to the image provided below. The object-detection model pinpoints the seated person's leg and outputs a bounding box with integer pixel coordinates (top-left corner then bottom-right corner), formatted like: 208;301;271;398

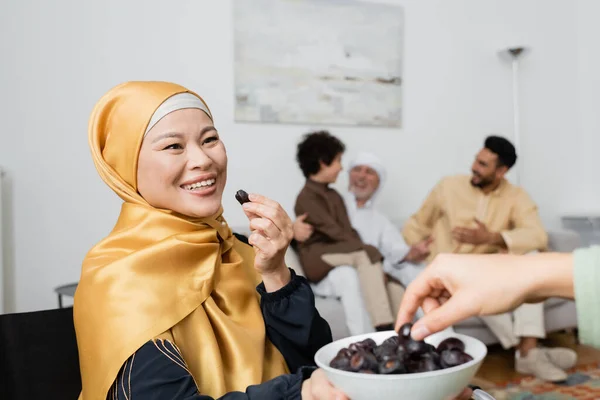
385;260;426;288
481;303;568;382
480;313;520;349
313;265;374;336
321;252;355;268
353;251;395;330
385;278;404;314
513;302;577;370
385;273;425;320
321;250;397;331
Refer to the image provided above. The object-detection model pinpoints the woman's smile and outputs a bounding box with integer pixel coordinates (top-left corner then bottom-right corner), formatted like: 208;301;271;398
180;173;218;197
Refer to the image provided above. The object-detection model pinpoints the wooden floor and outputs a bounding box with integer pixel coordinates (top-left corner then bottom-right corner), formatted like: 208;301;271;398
472;331;600;389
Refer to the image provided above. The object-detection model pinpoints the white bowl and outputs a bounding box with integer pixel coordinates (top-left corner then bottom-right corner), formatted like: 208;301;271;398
314;330;487;400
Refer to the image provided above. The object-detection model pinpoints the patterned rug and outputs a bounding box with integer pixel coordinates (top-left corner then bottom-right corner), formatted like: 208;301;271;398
487;363;600;399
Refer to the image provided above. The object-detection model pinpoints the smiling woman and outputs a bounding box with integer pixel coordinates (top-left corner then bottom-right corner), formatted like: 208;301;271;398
137;95;226;219
73;81;341;400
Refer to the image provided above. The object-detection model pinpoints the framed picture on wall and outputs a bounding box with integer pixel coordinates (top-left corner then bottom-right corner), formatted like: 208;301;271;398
233;0;404;127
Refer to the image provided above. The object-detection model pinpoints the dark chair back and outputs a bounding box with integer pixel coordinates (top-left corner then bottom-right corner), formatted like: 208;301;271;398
0;307;81;399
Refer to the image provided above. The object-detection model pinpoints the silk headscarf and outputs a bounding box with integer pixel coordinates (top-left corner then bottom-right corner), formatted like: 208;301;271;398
74;81;288;400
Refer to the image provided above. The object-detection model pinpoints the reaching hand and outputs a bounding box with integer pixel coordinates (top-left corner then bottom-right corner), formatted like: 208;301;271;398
395;252;574;340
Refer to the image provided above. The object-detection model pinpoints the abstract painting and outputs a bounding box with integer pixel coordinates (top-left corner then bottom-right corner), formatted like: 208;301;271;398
233;0;404;127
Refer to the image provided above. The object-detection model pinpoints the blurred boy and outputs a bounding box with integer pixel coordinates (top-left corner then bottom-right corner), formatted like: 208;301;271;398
294;131;402;333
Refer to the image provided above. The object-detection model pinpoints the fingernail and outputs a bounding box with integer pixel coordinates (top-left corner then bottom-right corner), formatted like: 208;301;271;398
411;324;430;340
242;203;251;209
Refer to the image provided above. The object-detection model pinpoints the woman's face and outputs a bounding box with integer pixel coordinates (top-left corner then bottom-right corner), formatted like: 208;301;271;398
137;108;227;218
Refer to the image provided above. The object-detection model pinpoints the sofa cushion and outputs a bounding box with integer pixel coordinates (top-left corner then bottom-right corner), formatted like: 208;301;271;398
547;229;582;252
544;297;569;309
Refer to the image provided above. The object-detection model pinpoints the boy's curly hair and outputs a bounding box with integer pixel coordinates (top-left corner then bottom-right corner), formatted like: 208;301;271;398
296;131;345;178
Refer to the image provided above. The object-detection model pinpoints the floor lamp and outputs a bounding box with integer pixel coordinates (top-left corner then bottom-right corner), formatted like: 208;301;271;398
498;46;528;186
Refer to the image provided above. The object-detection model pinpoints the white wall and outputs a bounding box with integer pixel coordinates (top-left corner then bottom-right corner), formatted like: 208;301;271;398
0;0;595;312
576;0;600;215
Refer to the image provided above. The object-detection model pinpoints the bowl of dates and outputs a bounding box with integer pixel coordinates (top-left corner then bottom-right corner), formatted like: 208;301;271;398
314;324;487;400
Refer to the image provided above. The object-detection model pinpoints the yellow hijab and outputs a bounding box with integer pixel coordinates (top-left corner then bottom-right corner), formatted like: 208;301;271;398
74;81;288;400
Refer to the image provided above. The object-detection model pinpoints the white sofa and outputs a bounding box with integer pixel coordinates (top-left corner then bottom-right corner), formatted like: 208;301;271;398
234;225;582;343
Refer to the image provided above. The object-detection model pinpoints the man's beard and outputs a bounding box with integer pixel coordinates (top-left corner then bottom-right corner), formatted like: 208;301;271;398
349;185;372;201
470;172;495;189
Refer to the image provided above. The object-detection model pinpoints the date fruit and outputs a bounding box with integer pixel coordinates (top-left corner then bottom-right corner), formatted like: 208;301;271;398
398;322;413;340
437;337;466;353
329;325;474;375
235;190;250;205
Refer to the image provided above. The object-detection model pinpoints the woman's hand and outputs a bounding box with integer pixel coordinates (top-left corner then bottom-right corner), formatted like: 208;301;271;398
451;387;473;400
395;252;575;341
301;369;471;399
301;369;348;400
242;193;294;291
